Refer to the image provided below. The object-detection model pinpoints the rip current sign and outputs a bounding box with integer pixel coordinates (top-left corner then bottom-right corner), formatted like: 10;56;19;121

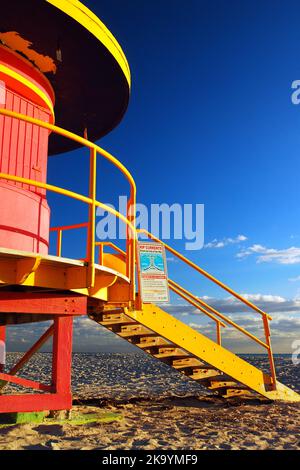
137;241;170;303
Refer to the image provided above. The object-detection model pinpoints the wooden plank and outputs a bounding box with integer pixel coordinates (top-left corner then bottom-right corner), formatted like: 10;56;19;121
188;369;220;381
172;358;203;369
52;317;73;394
0;393;72;413
136;337;169;348
0;292;87;315
7;325;54;377
0;372;52;392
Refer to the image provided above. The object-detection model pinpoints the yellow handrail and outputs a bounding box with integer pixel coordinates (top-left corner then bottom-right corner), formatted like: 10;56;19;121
50;225;127;263
138;229;272;320
50;223;89;258
93;231;268;350
137;228;277;387
0;107;137;300
168;279;268;349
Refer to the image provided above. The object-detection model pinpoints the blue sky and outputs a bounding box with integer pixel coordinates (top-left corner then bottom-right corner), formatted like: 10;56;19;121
7;0;300;353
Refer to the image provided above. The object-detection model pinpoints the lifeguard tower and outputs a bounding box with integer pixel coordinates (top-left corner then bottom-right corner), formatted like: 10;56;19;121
0;0;299;416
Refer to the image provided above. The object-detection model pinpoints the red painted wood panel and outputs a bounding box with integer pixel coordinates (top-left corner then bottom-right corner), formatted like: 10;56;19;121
0;293;87;315
0;47;54;254
0;372;52;392
0;393;72;413
0;326;5;342
52;317;73;395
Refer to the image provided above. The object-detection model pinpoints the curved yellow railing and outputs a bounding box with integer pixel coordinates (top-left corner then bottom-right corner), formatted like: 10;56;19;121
0;107;137;300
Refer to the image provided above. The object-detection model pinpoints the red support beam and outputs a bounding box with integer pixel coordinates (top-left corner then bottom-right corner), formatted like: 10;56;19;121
0;393;72;413
0;292;87;315
8;324;54;377
52;316;73;396
0;372;52;392
0;326;5;342
0;324;54;393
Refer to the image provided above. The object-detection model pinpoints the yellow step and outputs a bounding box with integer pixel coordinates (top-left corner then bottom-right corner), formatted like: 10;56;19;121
188;369;221;381
136;337;170;348
100;314;136;327
119;325;156;338
154;347;189;359
172;357;203;369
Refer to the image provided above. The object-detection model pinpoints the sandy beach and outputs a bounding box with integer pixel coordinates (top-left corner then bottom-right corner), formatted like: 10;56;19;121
0;353;299;450
0;398;299;450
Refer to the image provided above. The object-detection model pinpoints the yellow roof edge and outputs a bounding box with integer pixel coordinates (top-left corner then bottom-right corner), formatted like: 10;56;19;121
46;0;131;87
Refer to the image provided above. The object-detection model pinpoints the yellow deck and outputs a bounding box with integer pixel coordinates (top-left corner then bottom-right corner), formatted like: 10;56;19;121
0;247;130;301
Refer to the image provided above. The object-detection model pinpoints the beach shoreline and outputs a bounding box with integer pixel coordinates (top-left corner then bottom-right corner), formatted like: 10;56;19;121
0;353;299;450
0;395;299;450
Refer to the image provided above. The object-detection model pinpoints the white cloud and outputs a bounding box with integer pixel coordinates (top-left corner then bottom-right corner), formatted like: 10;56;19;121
204;234;247;249
166;256;178;263
289;275;300;282
198;293;300;314
237;244;300;265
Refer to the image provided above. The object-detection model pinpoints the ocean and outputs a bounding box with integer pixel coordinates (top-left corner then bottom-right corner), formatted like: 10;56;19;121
4;353;300;401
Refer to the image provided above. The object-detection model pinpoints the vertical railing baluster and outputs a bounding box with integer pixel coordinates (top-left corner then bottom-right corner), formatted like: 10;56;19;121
263;315;277;390
127;189;137;306
56;229;62;257
99;243;104;265
216;321;222;346
87;147;97;288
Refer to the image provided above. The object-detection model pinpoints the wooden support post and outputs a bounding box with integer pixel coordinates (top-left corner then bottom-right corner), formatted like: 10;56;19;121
52;316;73;408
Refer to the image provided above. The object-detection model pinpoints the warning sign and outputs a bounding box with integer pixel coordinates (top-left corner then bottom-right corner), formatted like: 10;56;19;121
137;241;169;303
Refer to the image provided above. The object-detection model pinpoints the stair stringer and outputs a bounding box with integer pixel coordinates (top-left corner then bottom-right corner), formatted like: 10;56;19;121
124;304;300;402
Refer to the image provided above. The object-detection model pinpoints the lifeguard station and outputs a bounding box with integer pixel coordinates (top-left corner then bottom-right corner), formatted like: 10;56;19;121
0;0;299;416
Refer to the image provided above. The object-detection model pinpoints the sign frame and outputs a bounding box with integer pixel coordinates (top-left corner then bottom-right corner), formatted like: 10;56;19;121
137;241;170;304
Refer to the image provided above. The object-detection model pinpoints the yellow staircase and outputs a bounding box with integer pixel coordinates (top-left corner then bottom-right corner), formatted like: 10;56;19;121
89;303;300;402
88;229;300;403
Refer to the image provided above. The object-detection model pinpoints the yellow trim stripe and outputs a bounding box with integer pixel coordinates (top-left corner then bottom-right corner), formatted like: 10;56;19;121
0;64;54;119
46;0;131;87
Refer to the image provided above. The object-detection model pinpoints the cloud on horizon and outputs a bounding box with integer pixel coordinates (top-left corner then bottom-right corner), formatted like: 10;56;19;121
4;293;300;354
165;293;300;315
237;244;300;265
204;234;247;249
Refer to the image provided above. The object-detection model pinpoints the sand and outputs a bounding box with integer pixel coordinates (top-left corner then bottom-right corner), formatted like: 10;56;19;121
0;397;299;450
0;353;299;450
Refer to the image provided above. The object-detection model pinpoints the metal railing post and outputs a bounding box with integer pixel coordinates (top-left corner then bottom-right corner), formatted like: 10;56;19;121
216;322;222;346
127;190;137;306
56;229;62;257
87;147;97;288
263;316;277;390
98;243;104;265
